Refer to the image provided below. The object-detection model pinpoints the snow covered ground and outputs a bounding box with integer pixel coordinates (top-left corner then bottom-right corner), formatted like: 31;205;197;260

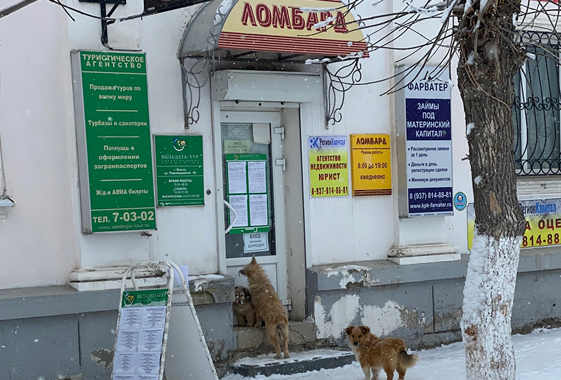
223;327;561;379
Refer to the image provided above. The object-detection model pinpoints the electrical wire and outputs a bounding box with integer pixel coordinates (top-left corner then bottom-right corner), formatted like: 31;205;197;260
47;0;148;22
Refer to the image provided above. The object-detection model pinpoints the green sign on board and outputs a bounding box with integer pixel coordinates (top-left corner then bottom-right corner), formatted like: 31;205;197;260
154;135;204;207
72;51;156;233
122;288;169;308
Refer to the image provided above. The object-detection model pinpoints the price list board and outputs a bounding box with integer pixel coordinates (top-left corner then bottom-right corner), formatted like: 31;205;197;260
71;51;156;233
113;288;170;380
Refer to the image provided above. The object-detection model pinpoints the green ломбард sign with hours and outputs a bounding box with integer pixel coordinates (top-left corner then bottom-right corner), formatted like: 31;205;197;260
154;135;204;207
72;51;156;233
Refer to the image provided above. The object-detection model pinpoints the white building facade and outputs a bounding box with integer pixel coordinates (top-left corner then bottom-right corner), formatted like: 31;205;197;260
1;0;560;378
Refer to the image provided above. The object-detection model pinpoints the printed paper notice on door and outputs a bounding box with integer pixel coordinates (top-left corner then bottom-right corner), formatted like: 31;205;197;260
227;161;247;194
248;161;267;193
249;194;268;226
243;232;269;253
225;154;270;234
229;195;249;227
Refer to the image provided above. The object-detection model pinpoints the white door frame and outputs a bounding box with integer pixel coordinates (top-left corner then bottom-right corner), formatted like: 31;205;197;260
211;70;324;278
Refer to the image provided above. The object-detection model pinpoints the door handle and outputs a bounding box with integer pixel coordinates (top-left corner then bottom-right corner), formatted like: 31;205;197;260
223;199;238;234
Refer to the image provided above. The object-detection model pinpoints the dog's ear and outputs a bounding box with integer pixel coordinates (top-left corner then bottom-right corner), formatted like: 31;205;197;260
344;326;353;335
250;256;257;265
361;326;370;334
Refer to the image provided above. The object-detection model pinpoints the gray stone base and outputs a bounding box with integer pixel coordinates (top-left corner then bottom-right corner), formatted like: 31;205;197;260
306;248;561;350
228;349;355;377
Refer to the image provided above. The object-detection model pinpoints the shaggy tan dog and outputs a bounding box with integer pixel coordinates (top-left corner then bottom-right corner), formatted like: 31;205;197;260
345;325;418;380
239;257;290;359
233;286;256;327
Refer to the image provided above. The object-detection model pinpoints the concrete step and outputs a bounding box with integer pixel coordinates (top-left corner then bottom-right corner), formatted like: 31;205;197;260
235;320;316;350
227;348;355;377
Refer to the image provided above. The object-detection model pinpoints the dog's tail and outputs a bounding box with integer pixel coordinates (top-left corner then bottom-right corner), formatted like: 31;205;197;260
276;322;288;337
399;350;419;368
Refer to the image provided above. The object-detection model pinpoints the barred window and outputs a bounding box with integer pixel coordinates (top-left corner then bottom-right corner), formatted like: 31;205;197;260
513;31;561;175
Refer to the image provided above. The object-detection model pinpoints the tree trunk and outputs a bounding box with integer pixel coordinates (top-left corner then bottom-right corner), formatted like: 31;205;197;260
456;1;526;379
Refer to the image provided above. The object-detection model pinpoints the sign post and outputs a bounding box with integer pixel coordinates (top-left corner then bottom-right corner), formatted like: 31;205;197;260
71;50;156;233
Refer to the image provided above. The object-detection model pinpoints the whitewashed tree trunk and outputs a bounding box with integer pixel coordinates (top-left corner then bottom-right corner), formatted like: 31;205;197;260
461;233;522;379
455;1;526;379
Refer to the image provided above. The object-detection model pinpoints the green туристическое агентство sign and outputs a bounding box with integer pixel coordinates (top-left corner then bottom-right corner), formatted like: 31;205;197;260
72;51;156;233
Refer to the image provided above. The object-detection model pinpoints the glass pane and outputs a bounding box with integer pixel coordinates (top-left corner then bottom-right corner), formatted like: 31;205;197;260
221;123;276;258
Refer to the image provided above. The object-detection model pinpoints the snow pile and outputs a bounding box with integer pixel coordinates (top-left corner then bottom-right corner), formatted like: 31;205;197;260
223;327;561;379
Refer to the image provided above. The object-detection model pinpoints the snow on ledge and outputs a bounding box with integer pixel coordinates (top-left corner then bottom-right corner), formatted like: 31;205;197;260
323;265;376;289
189;274;226;291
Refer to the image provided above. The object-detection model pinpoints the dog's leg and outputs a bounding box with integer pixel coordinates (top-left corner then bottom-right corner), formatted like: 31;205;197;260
254;309;263;327
281;324;290;358
266;323;282;359
246;312;255;327
383;368;394;380
361;366;372;380
396;366;406;380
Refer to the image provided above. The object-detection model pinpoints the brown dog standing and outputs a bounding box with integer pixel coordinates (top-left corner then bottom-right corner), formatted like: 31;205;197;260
345;325;418;380
239;257;290;359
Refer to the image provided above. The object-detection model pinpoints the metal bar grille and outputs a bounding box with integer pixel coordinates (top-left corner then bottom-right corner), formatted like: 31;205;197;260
513;31;561;175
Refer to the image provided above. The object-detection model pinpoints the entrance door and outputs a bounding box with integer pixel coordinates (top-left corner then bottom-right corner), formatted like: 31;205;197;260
220;111;288;305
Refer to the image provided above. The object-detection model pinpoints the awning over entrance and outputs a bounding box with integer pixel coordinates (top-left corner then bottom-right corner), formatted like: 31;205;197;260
178;0;369;62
